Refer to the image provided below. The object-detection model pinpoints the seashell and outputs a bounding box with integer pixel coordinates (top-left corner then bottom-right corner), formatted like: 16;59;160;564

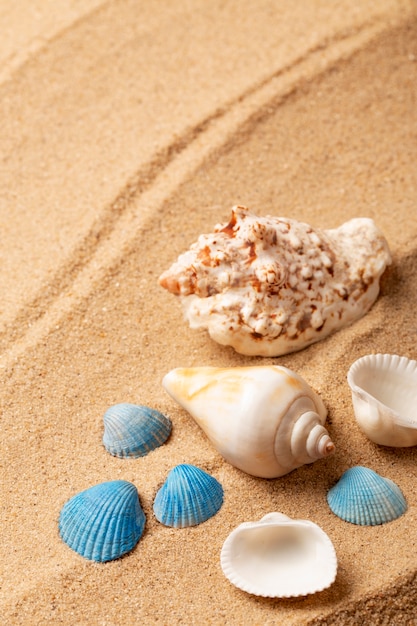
220;512;337;597
102;403;172;458
59;480;146;561
162;365;334;478
159;206;391;356
327;466;407;526
153;463;224;528
347;353;417;447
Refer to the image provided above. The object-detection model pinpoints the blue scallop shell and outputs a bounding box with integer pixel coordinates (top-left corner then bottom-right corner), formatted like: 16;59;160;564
59;480;146;561
327;466;407;526
103;403;172;458
153;464;224;528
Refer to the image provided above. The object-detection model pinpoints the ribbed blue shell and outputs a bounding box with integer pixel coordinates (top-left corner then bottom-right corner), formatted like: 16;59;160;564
153;464;224;528
59;480;146;561
327;466;407;526
103;403;172;458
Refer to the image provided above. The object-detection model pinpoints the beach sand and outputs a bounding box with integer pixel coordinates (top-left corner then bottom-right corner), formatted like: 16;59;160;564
1;1;417;624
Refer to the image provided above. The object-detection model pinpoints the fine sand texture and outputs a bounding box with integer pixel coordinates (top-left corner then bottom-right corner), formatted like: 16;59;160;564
1;1;417;624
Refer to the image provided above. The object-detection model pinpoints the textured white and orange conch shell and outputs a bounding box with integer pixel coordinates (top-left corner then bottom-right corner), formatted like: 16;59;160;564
162;365;334;478
159;206;391;356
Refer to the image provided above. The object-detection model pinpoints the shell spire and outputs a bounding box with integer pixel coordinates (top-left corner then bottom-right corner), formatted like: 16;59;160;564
162;365;334;478
159;206;391;356
306;422;335;458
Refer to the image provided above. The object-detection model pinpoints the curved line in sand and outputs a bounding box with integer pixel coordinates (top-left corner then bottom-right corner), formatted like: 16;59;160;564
0;1;109;86
0;17;399;370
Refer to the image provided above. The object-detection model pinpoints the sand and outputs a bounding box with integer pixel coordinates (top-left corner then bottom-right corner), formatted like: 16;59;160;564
1;1;417;624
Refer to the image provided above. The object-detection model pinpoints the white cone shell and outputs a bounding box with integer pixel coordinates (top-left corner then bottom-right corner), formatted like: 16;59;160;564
162;365;333;478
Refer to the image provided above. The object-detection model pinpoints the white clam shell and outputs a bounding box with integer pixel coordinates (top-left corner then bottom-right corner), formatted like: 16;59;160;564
159;206;391;356
347;354;417;446
220;513;337;598
162;365;334;478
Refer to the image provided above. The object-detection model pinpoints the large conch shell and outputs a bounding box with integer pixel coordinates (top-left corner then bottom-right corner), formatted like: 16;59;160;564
162;365;334;478
159;206;391;356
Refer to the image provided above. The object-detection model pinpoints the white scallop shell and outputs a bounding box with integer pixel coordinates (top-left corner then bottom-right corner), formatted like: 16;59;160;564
162;365;334;478
347;353;417;446
220;513;337;598
159;206;391;356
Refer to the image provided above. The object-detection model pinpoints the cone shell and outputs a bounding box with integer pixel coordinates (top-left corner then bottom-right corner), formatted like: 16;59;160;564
159;206;391;356
220;513;337;598
162;365;334;478
103;403;172;458
59;480;146;561
347;353;417;447
153;464;224;528
327;466;407;526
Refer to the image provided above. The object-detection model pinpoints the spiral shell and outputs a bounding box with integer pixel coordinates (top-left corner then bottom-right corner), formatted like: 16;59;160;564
162;365;334;478
59;480;146;561
153;464;224;528
220;513;337;597
102;403;172;458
